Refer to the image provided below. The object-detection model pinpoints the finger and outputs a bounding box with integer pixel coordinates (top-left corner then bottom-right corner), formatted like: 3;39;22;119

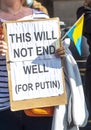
0;40;7;49
55;49;65;57
0;49;7;56
55;46;65;52
0;41;7;55
0;35;4;40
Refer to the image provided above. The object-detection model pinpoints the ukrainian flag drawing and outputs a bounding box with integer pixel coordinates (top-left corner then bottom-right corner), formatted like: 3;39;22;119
66;14;84;55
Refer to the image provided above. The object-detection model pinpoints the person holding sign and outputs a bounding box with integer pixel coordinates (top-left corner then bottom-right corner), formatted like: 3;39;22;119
76;0;91;123
23;0;49;15
0;0;65;130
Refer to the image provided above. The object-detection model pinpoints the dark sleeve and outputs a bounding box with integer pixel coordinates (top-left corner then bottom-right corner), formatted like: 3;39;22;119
76;6;84;19
77;6;91;35
84;14;91;34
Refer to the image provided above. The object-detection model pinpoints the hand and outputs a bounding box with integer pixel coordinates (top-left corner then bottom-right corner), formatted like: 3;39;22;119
0;23;7;56
55;46;65;58
0;40;7;56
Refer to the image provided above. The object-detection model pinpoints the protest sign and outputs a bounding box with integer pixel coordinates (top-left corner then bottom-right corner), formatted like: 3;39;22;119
3;18;67;111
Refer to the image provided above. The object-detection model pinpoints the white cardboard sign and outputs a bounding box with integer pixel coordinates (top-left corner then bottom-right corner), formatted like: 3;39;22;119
4;18;67;111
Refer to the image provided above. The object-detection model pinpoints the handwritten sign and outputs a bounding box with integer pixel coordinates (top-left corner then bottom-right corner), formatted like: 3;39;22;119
4;18;67;111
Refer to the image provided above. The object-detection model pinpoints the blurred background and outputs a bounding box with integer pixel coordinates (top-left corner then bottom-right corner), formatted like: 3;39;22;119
36;0;83;26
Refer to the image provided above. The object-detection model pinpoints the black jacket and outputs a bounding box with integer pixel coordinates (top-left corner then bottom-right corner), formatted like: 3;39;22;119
77;6;91;53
